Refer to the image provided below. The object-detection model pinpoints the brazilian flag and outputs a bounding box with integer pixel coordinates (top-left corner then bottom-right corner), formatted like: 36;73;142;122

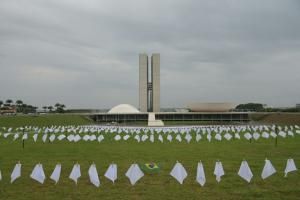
139;163;161;174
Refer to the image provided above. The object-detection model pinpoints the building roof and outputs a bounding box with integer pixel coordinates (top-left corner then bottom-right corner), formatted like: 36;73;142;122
108;104;140;114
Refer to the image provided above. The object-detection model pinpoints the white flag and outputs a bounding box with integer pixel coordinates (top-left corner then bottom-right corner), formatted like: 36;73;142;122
185;134;192;143
104;164;117;183
0;170;2;181
98;135;104;142
261;159;276;179
170;162;188;184
167;135;173;142
125;164;144;185
22;133;28;140
150;134;154;143
215;134;222;141
196;162;206;186
114;135;121;141
57;134;66;141
11;163;22;183
88;164;100;187
49;134;56;142
196;134;202;142
42;134;48;143
176;134;182;142
30;164;46;184
69;164;81;184
253;133;260;140
158;135;163;143
284;159;297;177
50;164;61;184
33;134;38;142
238;161;253;183
224;133;232;141
214;161;225;182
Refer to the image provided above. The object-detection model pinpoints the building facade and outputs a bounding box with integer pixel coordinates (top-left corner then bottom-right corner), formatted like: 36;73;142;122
139;53;160;112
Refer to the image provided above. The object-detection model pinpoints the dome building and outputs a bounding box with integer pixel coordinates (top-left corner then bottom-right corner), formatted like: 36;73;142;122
108;104;140;114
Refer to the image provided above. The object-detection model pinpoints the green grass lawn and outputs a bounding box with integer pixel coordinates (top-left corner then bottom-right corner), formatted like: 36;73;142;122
0;115;299;200
0;114;93;127
0;133;299;200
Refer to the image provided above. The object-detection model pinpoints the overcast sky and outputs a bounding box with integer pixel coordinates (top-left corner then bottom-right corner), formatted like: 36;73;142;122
1;0;300;109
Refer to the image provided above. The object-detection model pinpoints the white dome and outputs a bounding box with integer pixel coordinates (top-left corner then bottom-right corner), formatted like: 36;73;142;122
108;104;140;114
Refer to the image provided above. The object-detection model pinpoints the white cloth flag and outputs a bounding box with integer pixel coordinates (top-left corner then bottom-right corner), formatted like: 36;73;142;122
224;133;232;141
234;133;240;139
11;162;21;183
42;134;48;143
134;135;140;142
284;159;297;177
158;135;164;143
0;170;2;181
104;164;117;183
214;161;225;182
262;132;269;139
196;162;206;186
238;161;253;183
88;164;100;187
69;164;81;184
176;134;182;142
22;133;28;140
170;162;188;184
185;134;192;143
244;133;252;140
33;134;38;142
123;135;130;141
261;159;276;179
270;132;277;138
253;133;260;140
114;135;121;141
49;134;56;142
50;164;61;184
279;131;286;138
167;135;173;142
196;134;202;142
215;134;222;141
150;134;154;143
30;164;46;184
98;135;104;142
13;134;19;141
141;135;148;142
58;134;66;141
125;164;144;185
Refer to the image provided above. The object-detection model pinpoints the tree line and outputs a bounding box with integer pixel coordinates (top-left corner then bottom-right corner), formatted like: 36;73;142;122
0;99;66;114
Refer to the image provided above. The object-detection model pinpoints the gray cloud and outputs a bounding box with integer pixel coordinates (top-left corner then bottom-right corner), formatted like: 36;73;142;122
1;0;300;109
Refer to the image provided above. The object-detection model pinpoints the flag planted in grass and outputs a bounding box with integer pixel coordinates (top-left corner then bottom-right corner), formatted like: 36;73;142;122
139;163;161;174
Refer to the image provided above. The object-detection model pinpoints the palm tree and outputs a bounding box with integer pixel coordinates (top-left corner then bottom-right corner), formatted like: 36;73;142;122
16;100;23;106
42;106;47;112
48;106;53;112
5;99;13;106
55;103;61;111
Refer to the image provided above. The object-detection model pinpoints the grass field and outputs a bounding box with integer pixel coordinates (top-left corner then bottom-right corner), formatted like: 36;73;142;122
0;115;299;200
0;114;93;128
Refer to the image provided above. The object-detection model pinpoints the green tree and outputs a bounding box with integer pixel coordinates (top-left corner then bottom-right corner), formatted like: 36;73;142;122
42;106;47;112
235;103;264;111
48;106;54;112
0;100;3;107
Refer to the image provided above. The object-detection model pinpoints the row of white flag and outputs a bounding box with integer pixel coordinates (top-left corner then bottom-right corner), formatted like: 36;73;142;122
2;125;300;136
3;159;297;187
1;130;299;143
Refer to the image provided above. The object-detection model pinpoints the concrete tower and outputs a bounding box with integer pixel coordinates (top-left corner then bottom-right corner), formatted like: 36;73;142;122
151;53;160;112
139;53;160;112
139;53;148;112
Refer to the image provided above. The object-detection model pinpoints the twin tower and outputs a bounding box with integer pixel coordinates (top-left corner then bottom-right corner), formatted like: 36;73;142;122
139;53;160;112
